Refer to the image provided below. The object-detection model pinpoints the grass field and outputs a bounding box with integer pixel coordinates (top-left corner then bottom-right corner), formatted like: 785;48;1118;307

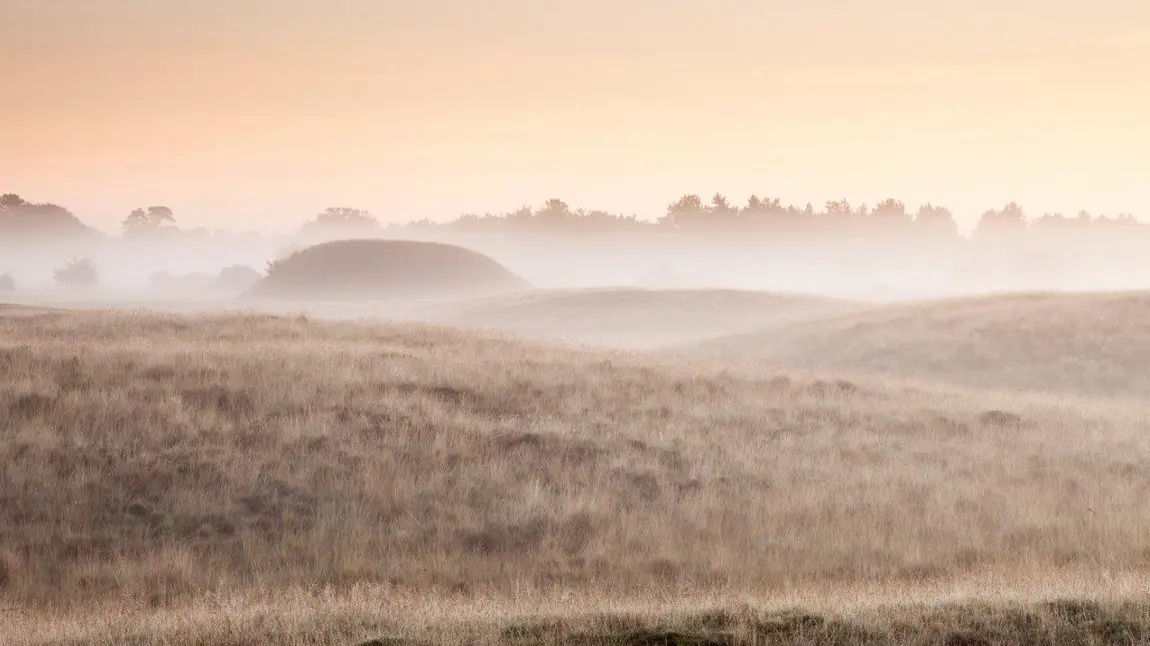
418;287;861;348
686;290;1150;399
3;300;1150;644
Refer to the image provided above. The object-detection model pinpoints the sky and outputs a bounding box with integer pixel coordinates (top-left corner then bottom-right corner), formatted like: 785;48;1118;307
3;0;1150;232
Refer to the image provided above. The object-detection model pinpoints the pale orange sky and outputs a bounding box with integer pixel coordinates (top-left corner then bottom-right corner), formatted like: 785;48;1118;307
3;0;1149;232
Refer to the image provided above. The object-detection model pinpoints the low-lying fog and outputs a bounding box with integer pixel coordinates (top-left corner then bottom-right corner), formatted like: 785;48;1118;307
5;223;1150;357
5;228;1150;301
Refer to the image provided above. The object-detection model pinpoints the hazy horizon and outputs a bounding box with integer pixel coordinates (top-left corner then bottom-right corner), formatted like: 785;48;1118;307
11;7;1150;643
5;0;1150;231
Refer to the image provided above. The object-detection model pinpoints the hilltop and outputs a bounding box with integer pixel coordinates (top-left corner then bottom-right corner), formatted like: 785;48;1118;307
245;238;530;301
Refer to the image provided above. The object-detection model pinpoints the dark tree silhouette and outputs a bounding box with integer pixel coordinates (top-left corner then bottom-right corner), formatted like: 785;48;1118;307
300;207;381;239
914;203;959;238
1097;213;1139;228
122;206;177;236
659;194;706;229
864;198;913;241
740;195;787;227
0;194;95;239
824;199;854;217
708;193;738;223
0;194;27;211
974;202;1028;240
536;199;573;223
871;198;909;222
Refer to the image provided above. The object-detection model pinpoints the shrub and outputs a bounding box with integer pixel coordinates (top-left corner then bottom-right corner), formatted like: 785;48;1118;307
215;265;262;292
266;245;302;276
53;257;100;288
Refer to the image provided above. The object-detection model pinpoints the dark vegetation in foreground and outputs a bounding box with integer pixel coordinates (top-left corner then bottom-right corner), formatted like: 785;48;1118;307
19;598;1150;646
476;601;1150;646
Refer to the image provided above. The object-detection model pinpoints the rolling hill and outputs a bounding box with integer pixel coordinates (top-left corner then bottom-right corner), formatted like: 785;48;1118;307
4;306;1150;644
686;290;1150;398
420;287;862;348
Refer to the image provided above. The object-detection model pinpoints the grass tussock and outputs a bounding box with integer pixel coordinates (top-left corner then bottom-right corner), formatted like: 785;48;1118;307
4;307;1150;643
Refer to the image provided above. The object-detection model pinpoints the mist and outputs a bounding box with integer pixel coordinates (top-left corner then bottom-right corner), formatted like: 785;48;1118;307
5;193;1150;305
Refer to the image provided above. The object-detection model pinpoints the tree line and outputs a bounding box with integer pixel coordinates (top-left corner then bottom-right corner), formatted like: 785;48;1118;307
3;191;1147;246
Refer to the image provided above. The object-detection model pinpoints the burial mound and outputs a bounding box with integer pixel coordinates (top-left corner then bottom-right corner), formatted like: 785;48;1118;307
246;238;530;301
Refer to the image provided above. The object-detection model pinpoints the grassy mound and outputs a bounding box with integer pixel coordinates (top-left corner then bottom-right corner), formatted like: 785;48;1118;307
246;238;530;301
686;290;1150;398
424;288;860;348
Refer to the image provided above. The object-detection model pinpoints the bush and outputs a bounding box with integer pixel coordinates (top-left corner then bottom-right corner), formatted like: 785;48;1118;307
54;257;100;288
266;245;302;275
215;265;262;292
0;274;14;291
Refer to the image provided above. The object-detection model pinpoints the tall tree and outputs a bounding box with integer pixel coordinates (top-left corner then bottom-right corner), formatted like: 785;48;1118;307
871;198;909;222
0;193;28;211
658;194;706;229
0;195;95;239
300;207;381;238
913;203;959;239
536;199;573;223
706;193;739;228
867;198;912;241
824;199;854;217
973;202;1028;241
122;206;177;236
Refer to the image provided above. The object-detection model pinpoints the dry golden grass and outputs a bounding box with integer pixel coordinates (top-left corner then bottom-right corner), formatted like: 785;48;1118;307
3;306;1150;644
687;290;1150;399
9;577;1150;645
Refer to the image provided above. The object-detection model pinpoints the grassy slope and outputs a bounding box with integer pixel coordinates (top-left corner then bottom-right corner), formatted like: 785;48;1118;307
3;307;1150;644
421;288;861;349
686;290;1150;398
